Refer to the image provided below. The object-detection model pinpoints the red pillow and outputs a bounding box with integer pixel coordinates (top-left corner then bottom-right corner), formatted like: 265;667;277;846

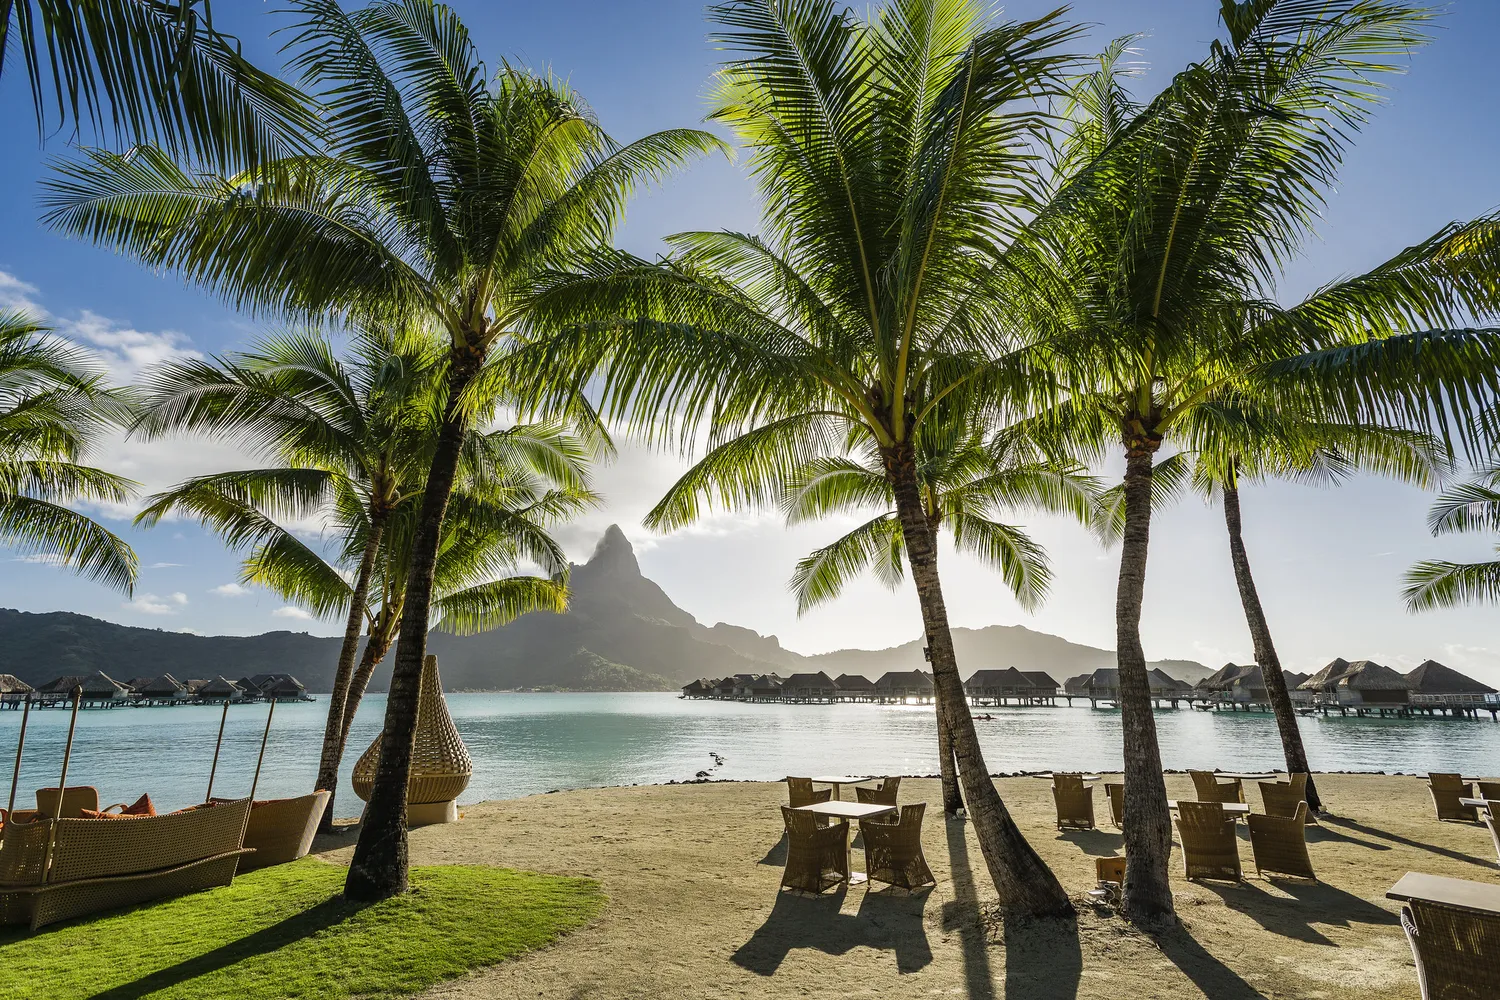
121;794;156;817
79;808;134;820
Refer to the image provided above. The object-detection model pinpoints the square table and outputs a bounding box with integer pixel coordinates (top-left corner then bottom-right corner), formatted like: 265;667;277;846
1215;772;1278;782
1167;800;1250;815
810;776;875;801
1030;773;1102;782
1459;797;1493;811
793;800;896;884
1388;872;1500;916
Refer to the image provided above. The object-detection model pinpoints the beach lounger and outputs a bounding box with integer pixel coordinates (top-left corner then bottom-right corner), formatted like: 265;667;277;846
859;803;934;891
1259;774;1313;823
235;790;331;871
1485;801;1500;867
1247;802;1315;879
1427;773;1477;822
1175;801;1242;882
854;777;900;807
1052;774;1095;830
779;806;848;894
1401;898;1500;1000
1479;781;1500;801
1189;770;1245;806
1105;782;1124;828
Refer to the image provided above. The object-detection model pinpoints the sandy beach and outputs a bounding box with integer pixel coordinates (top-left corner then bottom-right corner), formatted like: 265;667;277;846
311;773;1496;999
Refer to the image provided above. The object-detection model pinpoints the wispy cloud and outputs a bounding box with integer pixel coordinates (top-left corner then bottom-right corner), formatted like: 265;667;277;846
149;562;184;569
210;583;250;597
123;592;186;616
272;605;312;620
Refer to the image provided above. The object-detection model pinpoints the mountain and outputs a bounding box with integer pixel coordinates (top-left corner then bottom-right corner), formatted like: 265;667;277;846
0;524;1210;691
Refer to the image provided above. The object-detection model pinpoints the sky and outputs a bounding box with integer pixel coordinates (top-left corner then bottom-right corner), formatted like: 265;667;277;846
2;1;1500;680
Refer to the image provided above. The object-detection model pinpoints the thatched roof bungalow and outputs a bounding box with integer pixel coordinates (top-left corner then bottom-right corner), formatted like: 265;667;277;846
1020;671;1060;697
0;674;33;694
781;671;839;702
1300;659;1410;706
238;673;307;699
133;674;188;700
873;670;934;703
1405;660;1496;700
833;673;875;701
1198;664;1312;704
196;676;244;702
680;678;713;698
37;671;131;701
965;668;1033;702
1062;673;1091;698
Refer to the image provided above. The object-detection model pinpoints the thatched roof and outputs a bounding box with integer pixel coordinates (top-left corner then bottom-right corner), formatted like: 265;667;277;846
1147;668;1195;694
1198;663;1255;692
135;674;186;696
782;671;838;691
196;676;243;697
1323;660;1411;692
680;678;712;694
1405;660;1496;695
1282;670;1309;689
833;673;874;690
1298;658;1353;691
1062;673;1091;695
965;667;1032;691
1020;670;1059;692
0;674;33;694
38;671;130;697
873;670;934;692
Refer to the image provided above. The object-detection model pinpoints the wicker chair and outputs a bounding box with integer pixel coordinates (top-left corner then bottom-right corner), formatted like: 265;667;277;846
1247;802;1315;879
1428;773;1478;823
859;803;934;891
1259;774;1312;822
1478;781;1500;801
786;777;831;809
1105;782;1124;828
1095;855;1125;887
780;806;849;894
1052;774;1095;830
352;655;472;826
855;777;900;807
1175;801;1242;882
236;791;331;871
34;787;100;819
1484;801;1500;867
1189;770;1245;805
1401;898;1500;1000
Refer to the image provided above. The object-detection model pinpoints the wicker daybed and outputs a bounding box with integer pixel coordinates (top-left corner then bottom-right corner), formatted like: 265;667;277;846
0;797;253;930
215;791;330;872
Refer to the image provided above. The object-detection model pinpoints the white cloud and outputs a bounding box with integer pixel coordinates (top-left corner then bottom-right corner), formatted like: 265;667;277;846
148;562;184;569
272;605;313;620
176;628;201;635
210;583;249;597
11;554;67;566
123;593;179;616
169;592;188;605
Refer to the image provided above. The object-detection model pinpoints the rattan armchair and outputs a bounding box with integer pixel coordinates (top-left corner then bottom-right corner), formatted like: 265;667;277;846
1401;899;1500;1000
34;787;99;819
1175;801;1242;882
1105;782;1124;828
855;777;900;807
1052;774;1095;830
1479;781;1500;801
1484;801;1500;867
1189;770;1245;805
1247;802;1315;879
859;803;934;891
780;806;849;894
1259;774;1311;822
786;777;832;809
1427;773;1478;823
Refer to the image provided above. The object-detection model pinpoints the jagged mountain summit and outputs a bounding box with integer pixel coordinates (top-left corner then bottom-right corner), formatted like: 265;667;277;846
0;524;1208;691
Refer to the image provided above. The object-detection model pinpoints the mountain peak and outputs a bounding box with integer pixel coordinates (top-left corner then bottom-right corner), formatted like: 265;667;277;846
585;524;641;579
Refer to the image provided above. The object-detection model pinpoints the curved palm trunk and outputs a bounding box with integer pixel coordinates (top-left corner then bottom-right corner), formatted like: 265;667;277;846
935;696;964;816
1222;481;1321;813
346;344;483;901
314;516;384;834
340;618;398;751
1116;443;1174;920
887;444;1071;917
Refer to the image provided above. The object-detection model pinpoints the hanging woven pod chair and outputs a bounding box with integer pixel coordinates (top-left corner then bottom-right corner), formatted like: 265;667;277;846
352;655;472;826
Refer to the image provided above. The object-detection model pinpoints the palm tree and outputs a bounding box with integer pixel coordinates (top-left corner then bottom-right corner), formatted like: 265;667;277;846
1;0;314;164
0;311;137;592
1405;465;1500;611
782;420;1099;815
43;0;720;899
1000;3;1500;918
529;0;1083;917
132;327;591;830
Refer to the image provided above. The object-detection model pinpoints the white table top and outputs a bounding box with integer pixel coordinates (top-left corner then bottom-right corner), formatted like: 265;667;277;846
1215;772;1277;781
1459;797;1495;809
1168;800;1250;815
809;776;874;785
1031;773;1102;781
793;801;896;821
1389;872;1500;916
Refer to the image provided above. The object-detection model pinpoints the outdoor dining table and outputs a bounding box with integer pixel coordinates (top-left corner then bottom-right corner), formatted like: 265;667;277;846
809;776;875;801
1030;773;1102;781
1167;800;1251;815
1214;772;1278;781
1460;797;1493;811
1388;872;1500;916
793;800;896;884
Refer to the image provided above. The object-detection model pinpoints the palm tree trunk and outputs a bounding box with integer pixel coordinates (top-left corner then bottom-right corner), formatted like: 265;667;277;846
935;696;964;816
340;622;397;753
1222;479;1321;813
345;344;483;902
1116;441;1174;920
314;516;384;834
886;443;1071;917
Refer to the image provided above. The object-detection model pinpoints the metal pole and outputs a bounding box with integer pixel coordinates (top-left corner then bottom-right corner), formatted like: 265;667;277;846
249;699;275;802
42;688;82;883
205;700;230;802
6;693;32;818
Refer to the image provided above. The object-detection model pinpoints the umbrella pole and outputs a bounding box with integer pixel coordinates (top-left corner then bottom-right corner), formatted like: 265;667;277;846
249;699;275;802
42;688;82;882
6;693;32;818
205;700;230;803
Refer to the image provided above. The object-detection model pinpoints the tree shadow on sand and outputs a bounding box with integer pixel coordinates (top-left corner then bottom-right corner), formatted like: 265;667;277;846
1321;815;1491;867
732;884;934;975
1057;829;1124;854
1154;923;1269;999
1306;823;1390;852
1203;878;1397;946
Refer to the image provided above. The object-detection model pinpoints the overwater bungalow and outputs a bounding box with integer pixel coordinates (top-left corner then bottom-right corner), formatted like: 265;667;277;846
780;671;839;703
1019;671;1060;703
1070;667;1192;708
680;678;714;699
0;674;32;709
1196;663;1313;710
238;673;310;701
873;669;934;704
741;674;783;702
196;676;245;702
35;670;132;707
1299;659;1411;714
711;676;740;699
965;667;1034;705
132;674;189;704
1404;660;1497;717
833;673;875;701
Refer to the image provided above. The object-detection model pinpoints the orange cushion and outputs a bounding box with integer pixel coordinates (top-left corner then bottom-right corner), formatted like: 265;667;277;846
79;808;136;820
121;794;156;817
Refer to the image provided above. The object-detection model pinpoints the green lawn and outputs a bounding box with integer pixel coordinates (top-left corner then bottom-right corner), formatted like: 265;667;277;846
0;860;602;1000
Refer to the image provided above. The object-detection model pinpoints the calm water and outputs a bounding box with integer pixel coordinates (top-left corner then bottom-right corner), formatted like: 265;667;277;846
1;693;1497;814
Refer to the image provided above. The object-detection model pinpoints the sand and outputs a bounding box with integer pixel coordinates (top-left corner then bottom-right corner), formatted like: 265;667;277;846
313;774;1499;998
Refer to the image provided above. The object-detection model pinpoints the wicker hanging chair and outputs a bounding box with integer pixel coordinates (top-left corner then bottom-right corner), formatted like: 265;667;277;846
351;655;471;825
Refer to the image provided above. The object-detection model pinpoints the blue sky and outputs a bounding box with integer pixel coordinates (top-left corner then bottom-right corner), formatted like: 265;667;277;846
2;1;1500;679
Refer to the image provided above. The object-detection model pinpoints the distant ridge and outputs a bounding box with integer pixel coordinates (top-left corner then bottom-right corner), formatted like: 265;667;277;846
0;525;1210;691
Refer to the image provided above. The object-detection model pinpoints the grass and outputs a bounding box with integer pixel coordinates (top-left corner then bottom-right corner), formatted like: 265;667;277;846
0;859;603;1000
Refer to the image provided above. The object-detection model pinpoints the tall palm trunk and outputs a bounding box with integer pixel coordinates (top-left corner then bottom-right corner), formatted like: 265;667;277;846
314;515;384;834
346;342;483;901
1222;478;1321;813
340;617;398;751
886;443;1071;917
935;697;964;816
1116;441;1174;920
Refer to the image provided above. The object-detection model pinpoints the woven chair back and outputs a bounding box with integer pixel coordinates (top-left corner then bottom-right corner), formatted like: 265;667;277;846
1095;855;1125;886
786;777;830;809
1176;801;1242;881
779;806;848;893
352;656;472;805
1478;781;1500;800
855;778;899;807
1486;803;1500;865
1429;772;1466;791
1246;802;1314;879
858;803;934;890
1428;774;1477;822
0;818;53;885
35;787;99;819
1052;774;1094;829
1259;780;1305;819
1189;770;1243;804
48;798;251;883
1105;782;1124;827
1405;899;1500;999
